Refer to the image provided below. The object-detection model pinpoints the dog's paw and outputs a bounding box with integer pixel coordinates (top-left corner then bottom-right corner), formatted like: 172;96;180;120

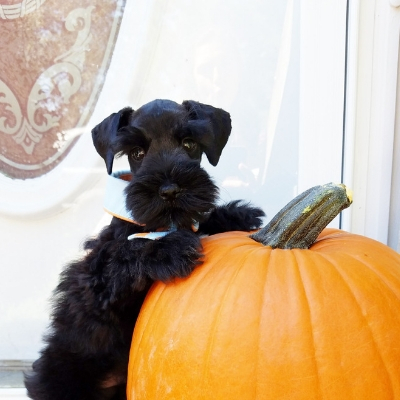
235;202;266;230
139;230;203;282
199;200;265;235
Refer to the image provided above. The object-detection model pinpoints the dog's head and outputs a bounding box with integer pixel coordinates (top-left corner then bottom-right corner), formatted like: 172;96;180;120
92;99;232;230
92;99;231;174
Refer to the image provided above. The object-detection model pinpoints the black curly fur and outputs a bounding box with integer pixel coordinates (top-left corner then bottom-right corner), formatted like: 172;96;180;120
198;200;265;235
25;100;265;400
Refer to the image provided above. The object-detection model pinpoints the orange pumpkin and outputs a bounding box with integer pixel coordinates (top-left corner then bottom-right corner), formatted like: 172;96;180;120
127;184;400;399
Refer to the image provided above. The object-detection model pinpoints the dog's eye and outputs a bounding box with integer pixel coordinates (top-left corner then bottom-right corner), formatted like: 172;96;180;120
182;138;197;152
130;147;145;161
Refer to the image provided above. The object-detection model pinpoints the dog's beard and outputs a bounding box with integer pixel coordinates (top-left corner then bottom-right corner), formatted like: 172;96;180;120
125;154;219;231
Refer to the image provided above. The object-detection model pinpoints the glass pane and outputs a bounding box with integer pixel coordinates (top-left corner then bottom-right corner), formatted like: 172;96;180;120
0;0;301;388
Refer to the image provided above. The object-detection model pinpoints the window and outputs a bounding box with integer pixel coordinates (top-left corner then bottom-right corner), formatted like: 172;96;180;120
0;0;351;396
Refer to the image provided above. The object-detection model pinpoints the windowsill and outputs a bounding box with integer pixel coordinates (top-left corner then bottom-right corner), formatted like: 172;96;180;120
0;361;32;390
0;388;27;399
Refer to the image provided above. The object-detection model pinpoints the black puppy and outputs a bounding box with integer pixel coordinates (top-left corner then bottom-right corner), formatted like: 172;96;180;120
25;99;264;400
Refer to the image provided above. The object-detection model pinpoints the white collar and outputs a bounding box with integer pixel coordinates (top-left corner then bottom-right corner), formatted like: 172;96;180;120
103;171;138;224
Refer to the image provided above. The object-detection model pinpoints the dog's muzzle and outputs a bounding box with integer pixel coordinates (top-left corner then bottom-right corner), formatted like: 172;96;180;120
103;171;199;239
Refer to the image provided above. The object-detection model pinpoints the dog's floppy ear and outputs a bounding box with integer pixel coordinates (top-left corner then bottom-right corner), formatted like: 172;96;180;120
182;100;231;166
91;107;133;174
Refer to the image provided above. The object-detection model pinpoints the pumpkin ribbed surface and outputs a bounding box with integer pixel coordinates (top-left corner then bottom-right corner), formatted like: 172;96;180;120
127;229;400;400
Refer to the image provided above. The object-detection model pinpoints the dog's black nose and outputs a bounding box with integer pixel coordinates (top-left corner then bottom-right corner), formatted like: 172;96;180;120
159;183;181;201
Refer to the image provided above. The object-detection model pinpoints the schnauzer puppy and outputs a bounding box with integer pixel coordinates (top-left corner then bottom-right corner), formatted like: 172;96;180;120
25;99;265;400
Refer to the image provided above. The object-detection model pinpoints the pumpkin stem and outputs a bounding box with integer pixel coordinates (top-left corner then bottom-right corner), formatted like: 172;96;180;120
250;183;352;249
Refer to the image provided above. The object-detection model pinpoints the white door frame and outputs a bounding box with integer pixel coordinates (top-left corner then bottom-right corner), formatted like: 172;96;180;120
343;0;400;247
